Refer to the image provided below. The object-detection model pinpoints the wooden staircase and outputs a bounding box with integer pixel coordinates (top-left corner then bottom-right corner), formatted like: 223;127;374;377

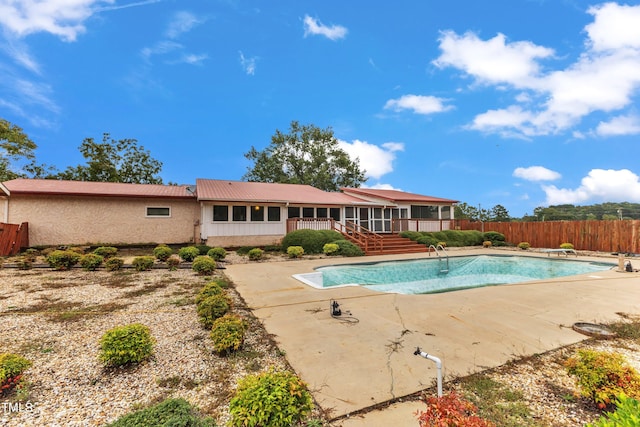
332;221;428;255
367;234;429;255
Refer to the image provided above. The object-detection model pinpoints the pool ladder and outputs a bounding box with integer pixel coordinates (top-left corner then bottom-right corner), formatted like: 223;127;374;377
428;244;449;274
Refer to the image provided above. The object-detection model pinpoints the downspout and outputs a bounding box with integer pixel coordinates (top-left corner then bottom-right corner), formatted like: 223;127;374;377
414;347;443;397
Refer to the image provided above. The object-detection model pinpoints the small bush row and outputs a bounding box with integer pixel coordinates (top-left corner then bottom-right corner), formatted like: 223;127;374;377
399;230;503;248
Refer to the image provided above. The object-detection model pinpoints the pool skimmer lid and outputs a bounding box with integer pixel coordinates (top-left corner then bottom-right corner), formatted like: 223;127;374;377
572;322;616;339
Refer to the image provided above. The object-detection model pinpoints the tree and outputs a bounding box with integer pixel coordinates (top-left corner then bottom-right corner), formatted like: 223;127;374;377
56;133;163;184
0;119;37;181
489;204;510;222
243;121;366;191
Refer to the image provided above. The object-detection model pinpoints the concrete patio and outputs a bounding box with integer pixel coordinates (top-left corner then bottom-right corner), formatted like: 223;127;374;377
223;248;640;426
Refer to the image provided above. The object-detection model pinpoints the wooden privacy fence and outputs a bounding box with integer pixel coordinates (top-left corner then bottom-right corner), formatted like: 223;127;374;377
458;219;640;253
0;222;29;256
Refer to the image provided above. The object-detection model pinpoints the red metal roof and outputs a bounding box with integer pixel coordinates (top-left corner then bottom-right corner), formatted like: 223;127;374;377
1;179;195;199
196;179;373;205
341;187;458;204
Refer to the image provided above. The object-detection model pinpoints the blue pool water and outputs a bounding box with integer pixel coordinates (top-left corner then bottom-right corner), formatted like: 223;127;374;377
307;255;613;294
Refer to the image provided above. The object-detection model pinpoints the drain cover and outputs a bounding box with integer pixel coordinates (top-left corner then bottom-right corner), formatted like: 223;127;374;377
572;322;616;339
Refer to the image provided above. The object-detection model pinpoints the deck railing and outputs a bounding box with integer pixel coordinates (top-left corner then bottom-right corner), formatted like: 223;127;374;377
391;219;454;233
286;218;384;253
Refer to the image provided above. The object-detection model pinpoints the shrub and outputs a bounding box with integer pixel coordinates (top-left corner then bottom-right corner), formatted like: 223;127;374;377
331;240;364;257
483;231;506;246
196;244;212;255
437;241;447;248
587;393;640;427
399;231;422;241
195;281;225;305
0;353;32;396
197;294;231;329
565;349;640;408
46;249;81;270
417;235;438;247
79;253;104;271
229;369;313;427
106;397;216;427
236;246;255;255
152;244;173;262
207;247;227;261
416;391;495;427
483;240;492;248
210;314;248;355
287;246;304;258
105;257;124;271
22;248;39;262
166;255;181;271
132;256;155;271
93;246;118;259
560;242;574;250
461;230;485;246
323;243;339;256
281;229;342;254
178;246;200;262
192;256;217;275
99;323;155;367
518;242;531;250
247;248;264;260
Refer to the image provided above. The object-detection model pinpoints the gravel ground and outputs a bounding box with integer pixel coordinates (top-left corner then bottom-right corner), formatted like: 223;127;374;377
0;250;638;426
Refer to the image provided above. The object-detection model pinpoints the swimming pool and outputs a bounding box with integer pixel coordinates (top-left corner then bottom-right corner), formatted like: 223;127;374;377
293;255;614;294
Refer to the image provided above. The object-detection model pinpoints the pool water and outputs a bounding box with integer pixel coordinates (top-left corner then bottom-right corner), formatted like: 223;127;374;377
308;255;613;294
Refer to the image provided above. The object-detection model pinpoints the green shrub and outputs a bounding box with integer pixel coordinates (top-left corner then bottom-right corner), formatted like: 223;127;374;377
197;294;231;329
565;349;640;408
207;247;227;261
79;253;104;271
518;242;531;250
399;231;422;241
281;229;342;254
178;246;200;262
192;256;217;275
195;281;225;305
152;244;173;262
483;231;506;246
105;257;124;271
236;246;255;255
417;234;438;247
287;246;304;258
264;245;282;252
93;246;118;259
461;230;485;246
416;391;494;427
560;242;574;250
247;248;264;260
0;353;32;395
107;397;216;427
587;393;640;427
196;244;212;255
46;249;81;270
323;243;339;256
132;256;155;271
331;240;364;257
210;314;248;355
483;240;492;248
229;369;313;427
22;248;39;262
166;255;181;271
99;323;155;367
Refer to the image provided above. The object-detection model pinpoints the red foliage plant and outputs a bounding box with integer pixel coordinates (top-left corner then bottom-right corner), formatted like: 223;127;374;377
415;391;495;427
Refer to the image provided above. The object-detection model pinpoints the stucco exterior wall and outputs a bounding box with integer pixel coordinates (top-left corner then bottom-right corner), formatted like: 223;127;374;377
205;235;282;248
5;195;199;246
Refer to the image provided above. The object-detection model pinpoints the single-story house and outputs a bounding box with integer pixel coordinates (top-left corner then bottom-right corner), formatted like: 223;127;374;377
0;178;458;248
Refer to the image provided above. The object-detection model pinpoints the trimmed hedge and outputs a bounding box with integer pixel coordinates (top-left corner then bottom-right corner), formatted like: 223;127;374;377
107;398;216;427
281;229;343;254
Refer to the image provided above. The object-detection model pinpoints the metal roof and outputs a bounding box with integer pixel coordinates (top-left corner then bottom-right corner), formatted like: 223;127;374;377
341;187;458;204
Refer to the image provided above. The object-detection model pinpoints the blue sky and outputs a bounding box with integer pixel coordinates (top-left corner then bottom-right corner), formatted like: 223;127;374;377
2;1;640;217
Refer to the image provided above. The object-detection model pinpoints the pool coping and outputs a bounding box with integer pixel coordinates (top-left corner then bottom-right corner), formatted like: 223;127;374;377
223;248;640;425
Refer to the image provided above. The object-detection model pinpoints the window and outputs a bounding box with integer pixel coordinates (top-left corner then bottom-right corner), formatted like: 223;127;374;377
441;206;451;219
330;208;341;221
268;206;281;221
317;207;328;218
233;206;247;221
146;207;170;217
302;207;314;218
251;205;264;221
288;207;300;218
213;205;228;221
411;205;438;219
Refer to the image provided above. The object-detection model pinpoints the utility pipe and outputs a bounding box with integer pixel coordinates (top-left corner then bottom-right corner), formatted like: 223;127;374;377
414;347;443;397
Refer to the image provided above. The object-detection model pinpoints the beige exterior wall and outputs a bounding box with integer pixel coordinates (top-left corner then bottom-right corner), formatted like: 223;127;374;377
4;195;199;247
205;235;283;248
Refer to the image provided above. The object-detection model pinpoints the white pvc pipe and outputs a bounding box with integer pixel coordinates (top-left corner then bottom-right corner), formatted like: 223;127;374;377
414;347;443;397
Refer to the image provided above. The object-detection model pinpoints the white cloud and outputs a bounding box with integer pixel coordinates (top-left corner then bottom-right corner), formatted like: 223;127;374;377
596;114;640;136
542;169;640;205
513;166;561;182
140;11;207;66
384;94;453;116
433;3;640;138
338;139;404;180
239;51;257;75
362;182;403;191
165;11;204;39
303;15;347;41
